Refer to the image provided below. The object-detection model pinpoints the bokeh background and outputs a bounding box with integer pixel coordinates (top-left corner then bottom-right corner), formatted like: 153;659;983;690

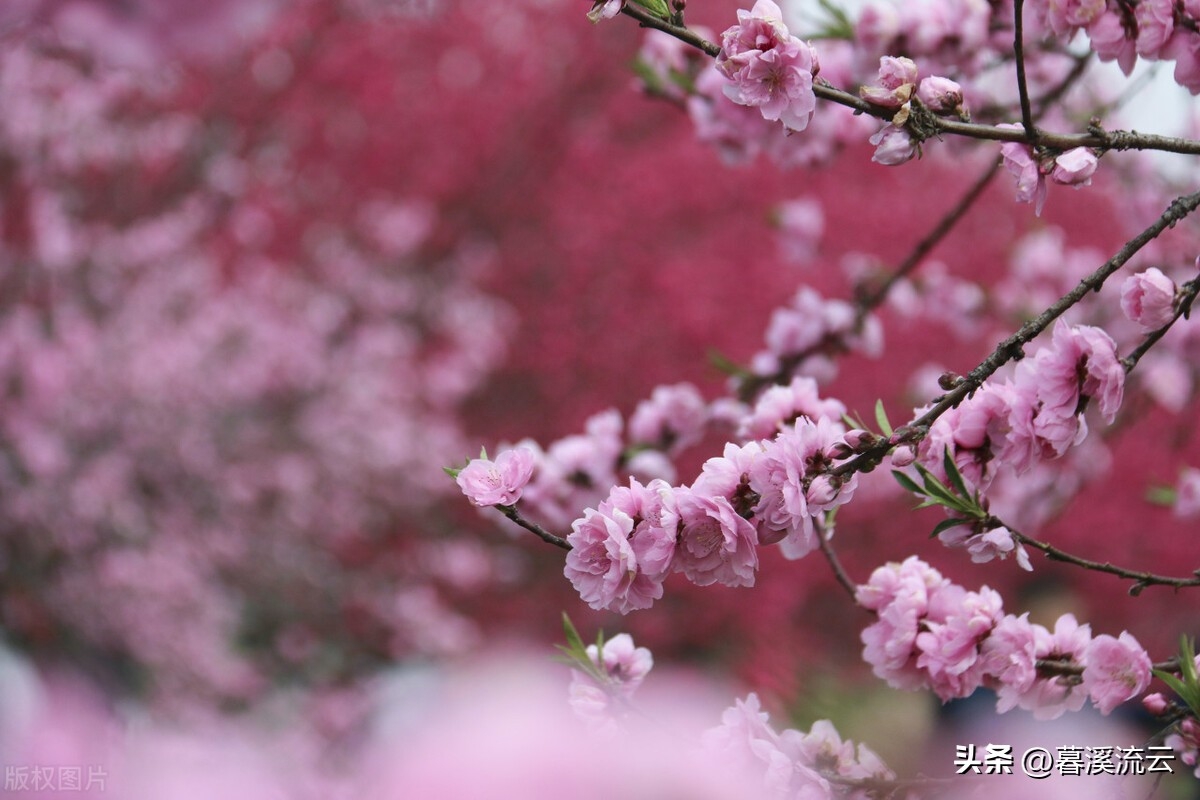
2;0;1200;795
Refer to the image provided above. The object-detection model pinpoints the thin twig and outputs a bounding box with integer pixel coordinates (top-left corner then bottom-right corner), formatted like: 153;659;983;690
816;525;859;601
832;188;1200;479
855;157;1003;313
617;9;1200;156
499;504;572;550
1121;270;1200;373
1013;0;1037;142
1004;523;1200;592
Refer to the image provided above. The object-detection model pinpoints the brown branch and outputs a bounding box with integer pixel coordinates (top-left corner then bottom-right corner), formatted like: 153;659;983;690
615;10;1200;156
1002;522;1200;593
816;524;860;601
831;188;1200;479
1121;270;1200;374
499;504;572;550
1013;0;1037;142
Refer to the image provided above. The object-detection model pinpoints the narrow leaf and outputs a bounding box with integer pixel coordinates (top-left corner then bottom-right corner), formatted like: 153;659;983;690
892;470;923;496
942;449;972;501
874;399;893;437
930;517;971;538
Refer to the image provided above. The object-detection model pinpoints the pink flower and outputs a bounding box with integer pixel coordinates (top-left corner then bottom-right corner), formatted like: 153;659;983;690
979;613;1039;701
628;383;708;454
999;125;1047;215
1082;632;1151;715
1087;10;1139;75
1135;0;1176;57
455;447;536;506
914;586;1003;700
673;488;759;588
738;375;846;440
1001;614;1092;719
1175;467;1200;517
1121;267;1177;332
564;498;667;614
1035;320;1125;424
859;56;918;108
586;0;624;23
717;0;818;132
774;196;824;264
869;124;917;165
1044;0;1106;38
1050;148;1098;187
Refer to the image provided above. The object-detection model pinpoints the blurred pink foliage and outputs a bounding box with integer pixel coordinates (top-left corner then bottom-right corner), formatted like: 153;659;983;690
2;1;1200;791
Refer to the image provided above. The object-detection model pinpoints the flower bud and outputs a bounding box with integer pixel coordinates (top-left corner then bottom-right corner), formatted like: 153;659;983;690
869;124;917;166
1120;267;1177;332
1142;692;1170;716
890;445;915;467
916;76;964;115
1050;147;1098;187
806;474;840;508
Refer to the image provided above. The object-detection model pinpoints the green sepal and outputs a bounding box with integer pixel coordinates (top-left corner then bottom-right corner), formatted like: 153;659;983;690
631;0;671;20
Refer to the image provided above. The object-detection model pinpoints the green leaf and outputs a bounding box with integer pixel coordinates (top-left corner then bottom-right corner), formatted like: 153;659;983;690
443;465;461;479
631;0;671;20
562;612;586;654
891;470;923;496
708;349;751;379
874;399;893;438
914;464;970;512
942;449;972;501
1146;486;1177;506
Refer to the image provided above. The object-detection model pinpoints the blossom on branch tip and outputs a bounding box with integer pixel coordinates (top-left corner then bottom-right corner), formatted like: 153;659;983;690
716;0;818;132
455;447;536;506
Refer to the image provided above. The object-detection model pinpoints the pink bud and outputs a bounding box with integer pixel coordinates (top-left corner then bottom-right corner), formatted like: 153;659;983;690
869;124;917;166
1120;267;1177;332
806;474;840;508
1051;147;1098;187
1142;692;1170;716
916;76;964;115
890;445;915;467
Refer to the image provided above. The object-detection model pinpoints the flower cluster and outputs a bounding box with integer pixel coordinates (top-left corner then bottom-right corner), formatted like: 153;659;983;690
918;319;1124;494
999;125;1099;215
560;407;857;612
1029;0;1200;92
751;287;884;384
703;693;894;799
860;56;966;165
568;633;654;734
858;557;1152;716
